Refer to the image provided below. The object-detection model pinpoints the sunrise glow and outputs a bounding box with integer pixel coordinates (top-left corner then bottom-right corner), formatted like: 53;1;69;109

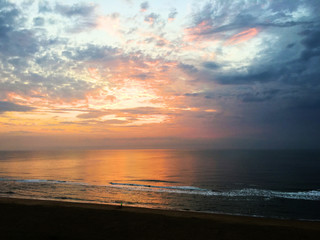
0;0;319;150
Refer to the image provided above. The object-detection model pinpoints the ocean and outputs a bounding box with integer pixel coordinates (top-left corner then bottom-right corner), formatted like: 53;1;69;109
0;149;319;220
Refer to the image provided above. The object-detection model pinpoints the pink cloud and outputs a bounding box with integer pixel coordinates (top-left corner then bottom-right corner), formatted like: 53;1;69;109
184;20;212;42
225;28;259;45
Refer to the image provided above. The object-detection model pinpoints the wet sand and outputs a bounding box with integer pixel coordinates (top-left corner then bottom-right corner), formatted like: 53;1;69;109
0;197;319;240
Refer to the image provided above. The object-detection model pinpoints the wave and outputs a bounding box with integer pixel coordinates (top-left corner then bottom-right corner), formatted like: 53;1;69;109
134;179;179;184
0;178;89;186
1;178;319;201
109;182;320;201
109;182;204;191
219;188;320;201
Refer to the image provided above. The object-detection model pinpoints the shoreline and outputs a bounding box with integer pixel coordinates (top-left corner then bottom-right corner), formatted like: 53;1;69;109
2;195;320;222
1;197;320;240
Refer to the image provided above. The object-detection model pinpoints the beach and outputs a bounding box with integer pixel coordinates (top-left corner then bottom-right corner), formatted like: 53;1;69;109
1;197;319;240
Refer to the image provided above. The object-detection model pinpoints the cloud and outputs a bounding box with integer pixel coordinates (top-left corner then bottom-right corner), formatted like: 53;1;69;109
103;119;128;125
203;61;220;70
225;28;259;45
299;28;320;61
184;93;200;97
239;89;279;102
0;1;39;57
38;1;52;13
168;8;177;21
287;43;295;48
185;3;320;88
54;2;98;32
130;73;153;80
119;107;163;115
55;3;96;17
292;95;320;110
144;13;160;26
0;101;34;113
178;63;198;73
33;17;44;26
77;112;108;119
63;44;121;62
214;71;275;85
185;0;317;41
1;0;320;149
140;1;149;12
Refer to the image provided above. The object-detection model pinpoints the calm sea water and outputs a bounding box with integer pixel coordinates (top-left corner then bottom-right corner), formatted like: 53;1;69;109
0;149;319;220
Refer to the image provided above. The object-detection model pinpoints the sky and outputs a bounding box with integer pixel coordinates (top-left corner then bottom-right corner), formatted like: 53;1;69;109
0;0;320;150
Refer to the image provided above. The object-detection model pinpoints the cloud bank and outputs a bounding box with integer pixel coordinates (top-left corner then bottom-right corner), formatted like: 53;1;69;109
0;0;319;149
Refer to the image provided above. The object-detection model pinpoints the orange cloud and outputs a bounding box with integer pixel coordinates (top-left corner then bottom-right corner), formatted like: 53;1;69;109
205;109;217;113
0;50;207;142
184;20;212;42
225;28;259;45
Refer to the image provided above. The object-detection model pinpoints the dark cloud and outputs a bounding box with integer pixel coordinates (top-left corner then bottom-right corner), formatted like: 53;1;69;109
286;43;295;48
299;28;320;61
282;88;320;111
1;29;40;57
239;89;279;102
33;17;44;26
0;67;97;102
168;8;177;20
299;48;320;62
178;63;198;73
63;44;120;62
110;12;120;19
54;2;98;32
140;1;149;11
188;0;318;38
45;78;95;101
189;2;257;36
0;101;34;113
130;73;153;80
156;40;167;47
295;98;320;111
184;93;200;97
215;70;275;84
0;1;19;28
267;0;301;12
144;36;167;47
258;20;314;28
144;13;160;26
0;1;40;57
202;52;317;88
203;61;220;70
38;1;52;13
77;112;108;119
0;1;125;104
0;0;319;150
120;107;163;115
55;3;96;17
76;107;169;120
195;19;320;88
68;20;97;33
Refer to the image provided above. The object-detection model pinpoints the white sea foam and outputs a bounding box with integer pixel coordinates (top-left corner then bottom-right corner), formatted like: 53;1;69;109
0;178;89;186
109;182;205;191
109;182;320;201
1;178;319;201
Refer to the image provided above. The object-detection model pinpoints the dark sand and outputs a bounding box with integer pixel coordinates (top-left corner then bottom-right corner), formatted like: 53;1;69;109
0;198;319;240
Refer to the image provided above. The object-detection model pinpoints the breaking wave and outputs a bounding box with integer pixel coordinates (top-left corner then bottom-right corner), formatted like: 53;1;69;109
1;178;319;201
109;182;320;201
